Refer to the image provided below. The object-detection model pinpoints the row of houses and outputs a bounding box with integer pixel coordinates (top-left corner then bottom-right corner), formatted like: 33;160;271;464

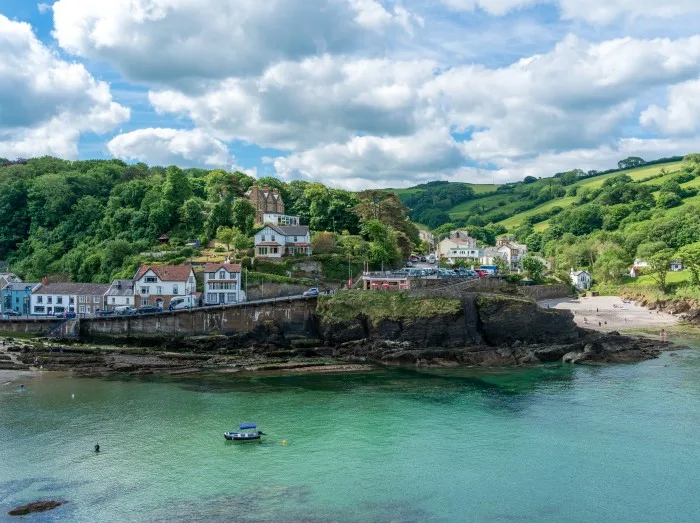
436;232;528;271
1;263;245;316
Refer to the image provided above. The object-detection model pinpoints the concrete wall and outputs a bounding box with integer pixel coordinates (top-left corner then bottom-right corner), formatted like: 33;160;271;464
408;277;508;298
80;297;319;343
519;284;572;301
0;318;58;335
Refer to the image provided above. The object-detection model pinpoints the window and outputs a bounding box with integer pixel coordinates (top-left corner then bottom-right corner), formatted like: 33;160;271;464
156;286;163;294
219;271;226;279
112;298;116;304
271;234;276;242
57;297;63;305
259;247;268;255
34;306;45;313
126;298;130;304
79;305;85;313
272;247;278;254
261;235;266;242
69;297;74;304
141;287;148;294
294;236;298;242
48;297;52;304
173;285;179;294
37;296;43;304
145;276;157;283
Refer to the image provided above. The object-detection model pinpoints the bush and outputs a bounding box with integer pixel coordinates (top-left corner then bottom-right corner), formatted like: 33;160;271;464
214;246;225;252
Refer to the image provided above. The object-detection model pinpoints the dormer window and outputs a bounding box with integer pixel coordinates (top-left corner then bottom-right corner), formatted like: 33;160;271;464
145;276;157;283
219;271;226;279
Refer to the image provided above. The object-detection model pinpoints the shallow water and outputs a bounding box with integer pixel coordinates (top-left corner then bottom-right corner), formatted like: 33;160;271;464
2;345;700;522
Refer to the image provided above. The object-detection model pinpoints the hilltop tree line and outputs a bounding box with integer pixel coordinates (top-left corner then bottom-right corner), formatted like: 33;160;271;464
0;157;419;283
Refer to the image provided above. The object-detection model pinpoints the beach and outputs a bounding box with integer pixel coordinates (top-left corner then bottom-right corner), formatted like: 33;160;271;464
539;295;679;333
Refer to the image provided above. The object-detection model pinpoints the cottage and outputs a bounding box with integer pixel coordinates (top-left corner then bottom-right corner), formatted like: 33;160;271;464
670;260;683;272
570;270;592;291
30;283;110;316
437;231;477;258
496;240;528;271
133;265;197;308
254;225;311;258
480;247;507;267
203;263;244;305
105;279;135;309
1;282;41;316
246;184;285;224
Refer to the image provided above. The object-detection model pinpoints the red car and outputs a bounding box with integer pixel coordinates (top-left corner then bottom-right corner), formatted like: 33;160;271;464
474;269;489;278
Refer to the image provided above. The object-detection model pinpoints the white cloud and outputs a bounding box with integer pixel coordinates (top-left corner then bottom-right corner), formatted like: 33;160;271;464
149;56;438;150
0;15;129;159
440;0;700;23
273;128;465;189
107;128;233;167
37;3;51;14
640;80;700;136
425;34;700;162
51;0;420;86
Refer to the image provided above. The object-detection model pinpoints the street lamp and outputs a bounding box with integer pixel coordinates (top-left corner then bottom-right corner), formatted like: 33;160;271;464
24;287;31;318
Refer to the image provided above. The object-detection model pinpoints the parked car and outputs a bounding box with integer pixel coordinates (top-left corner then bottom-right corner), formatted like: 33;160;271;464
115;306;137;316
302;288;320;297
405;261;413;267
428;254;436;264
2;310;21;318
54;311;77;319
135;305;162;315
96;309;115;316
420;256;427;262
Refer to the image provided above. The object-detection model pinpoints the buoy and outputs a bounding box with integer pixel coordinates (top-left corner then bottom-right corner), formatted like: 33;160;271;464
282;440;287;446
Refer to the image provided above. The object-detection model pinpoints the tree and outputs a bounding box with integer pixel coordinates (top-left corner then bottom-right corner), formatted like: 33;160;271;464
656;192;682;209
179;198;205;236
205;197;232;239
647;248;676;293
617;157;646;170
523;176;537;184
593;249;629;284
231;199;255;236
637;241;668;262
522;256;545;281
311;232;336;254
162;166;192;206
216;226;235;252
676;242;700;286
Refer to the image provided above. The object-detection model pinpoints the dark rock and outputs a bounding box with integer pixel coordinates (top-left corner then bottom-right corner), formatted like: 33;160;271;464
8;500;64;516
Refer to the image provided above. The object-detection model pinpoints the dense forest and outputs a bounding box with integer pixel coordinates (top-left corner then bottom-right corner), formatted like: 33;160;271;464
0;157;420;283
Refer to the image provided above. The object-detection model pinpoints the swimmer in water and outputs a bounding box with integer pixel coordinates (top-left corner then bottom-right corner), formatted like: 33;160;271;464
94;443;100;453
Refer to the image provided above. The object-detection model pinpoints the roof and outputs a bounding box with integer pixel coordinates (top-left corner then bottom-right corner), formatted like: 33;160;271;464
257;242;281;246
3;282;41;292
106;279;135;296
34;282;110;296
204;263;242;273
263;224;310;236
134;265;194;282
570;270;590;276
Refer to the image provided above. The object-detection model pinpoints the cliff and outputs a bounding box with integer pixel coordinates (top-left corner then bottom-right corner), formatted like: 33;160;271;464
317;291;671;367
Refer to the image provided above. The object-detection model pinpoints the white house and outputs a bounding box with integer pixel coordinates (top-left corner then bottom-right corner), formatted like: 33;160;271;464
446;247;482;264
204;263;244;305
254;225;311;258
497;240;528;271
105;279;135;309
31;283;110;316
133;265;196;308
437;234;478;259
670;260;683;272
570;270;592;291
480;247;507;266
262;213;300;226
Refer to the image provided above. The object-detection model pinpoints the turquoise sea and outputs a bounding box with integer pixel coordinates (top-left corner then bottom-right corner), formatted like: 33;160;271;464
2;344;700;522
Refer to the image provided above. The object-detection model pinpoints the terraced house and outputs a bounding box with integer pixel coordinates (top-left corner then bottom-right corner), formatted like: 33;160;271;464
30;283;110;316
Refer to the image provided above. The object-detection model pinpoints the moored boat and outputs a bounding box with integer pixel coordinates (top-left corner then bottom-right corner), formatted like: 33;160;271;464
224;423;265;441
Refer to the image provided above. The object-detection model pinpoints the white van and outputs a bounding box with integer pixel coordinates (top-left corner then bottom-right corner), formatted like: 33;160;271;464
169;295;197;310
428;254;436;264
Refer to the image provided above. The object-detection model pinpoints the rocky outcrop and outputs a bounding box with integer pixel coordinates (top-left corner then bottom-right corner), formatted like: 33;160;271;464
319;293;675;367
8;500;64;516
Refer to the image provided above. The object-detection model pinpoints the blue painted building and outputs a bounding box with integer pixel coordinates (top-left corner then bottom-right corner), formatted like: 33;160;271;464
1;282;42;316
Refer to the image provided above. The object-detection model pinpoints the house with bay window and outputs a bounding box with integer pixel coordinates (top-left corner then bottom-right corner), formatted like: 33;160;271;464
133;265;196;308
30;283;109;316
203;263;244;305
254;225;311;258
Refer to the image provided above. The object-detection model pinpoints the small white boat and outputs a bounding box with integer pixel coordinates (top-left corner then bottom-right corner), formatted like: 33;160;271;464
224;423;265;441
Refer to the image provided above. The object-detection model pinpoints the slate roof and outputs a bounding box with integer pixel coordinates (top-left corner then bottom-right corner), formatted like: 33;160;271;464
134;265;194;282
106;279;135;296
264;224;310;236
3;282;41;292
204;263;242;273
34;283;110;296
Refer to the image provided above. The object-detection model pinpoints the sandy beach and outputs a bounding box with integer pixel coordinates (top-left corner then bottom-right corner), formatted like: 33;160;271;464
539;295;679;334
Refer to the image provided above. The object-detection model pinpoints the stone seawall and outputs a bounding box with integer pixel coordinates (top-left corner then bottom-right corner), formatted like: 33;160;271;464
0;318;58;335
80;298;319;345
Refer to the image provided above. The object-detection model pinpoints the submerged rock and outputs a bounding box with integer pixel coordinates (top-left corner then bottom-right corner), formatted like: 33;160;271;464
8;500;64;516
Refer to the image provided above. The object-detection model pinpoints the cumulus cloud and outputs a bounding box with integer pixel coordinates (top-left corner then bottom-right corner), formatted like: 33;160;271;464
149;56;438;150
272;128;465;189
440;0;700;23
107;128;233;167
426;34;700;163
51;0;420;86
0;15;129;159
640;80;700;136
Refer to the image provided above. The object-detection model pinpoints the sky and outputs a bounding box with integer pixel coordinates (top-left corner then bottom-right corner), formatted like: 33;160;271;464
2;1;700;189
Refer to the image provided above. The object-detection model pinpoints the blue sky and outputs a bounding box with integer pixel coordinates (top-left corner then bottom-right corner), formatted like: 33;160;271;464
2;0;700;189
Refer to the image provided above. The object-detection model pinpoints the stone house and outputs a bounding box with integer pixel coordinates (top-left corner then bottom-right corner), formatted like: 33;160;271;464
246;184;285;224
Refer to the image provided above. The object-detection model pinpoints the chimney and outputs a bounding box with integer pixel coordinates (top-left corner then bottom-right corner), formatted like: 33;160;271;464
41;277;48;285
